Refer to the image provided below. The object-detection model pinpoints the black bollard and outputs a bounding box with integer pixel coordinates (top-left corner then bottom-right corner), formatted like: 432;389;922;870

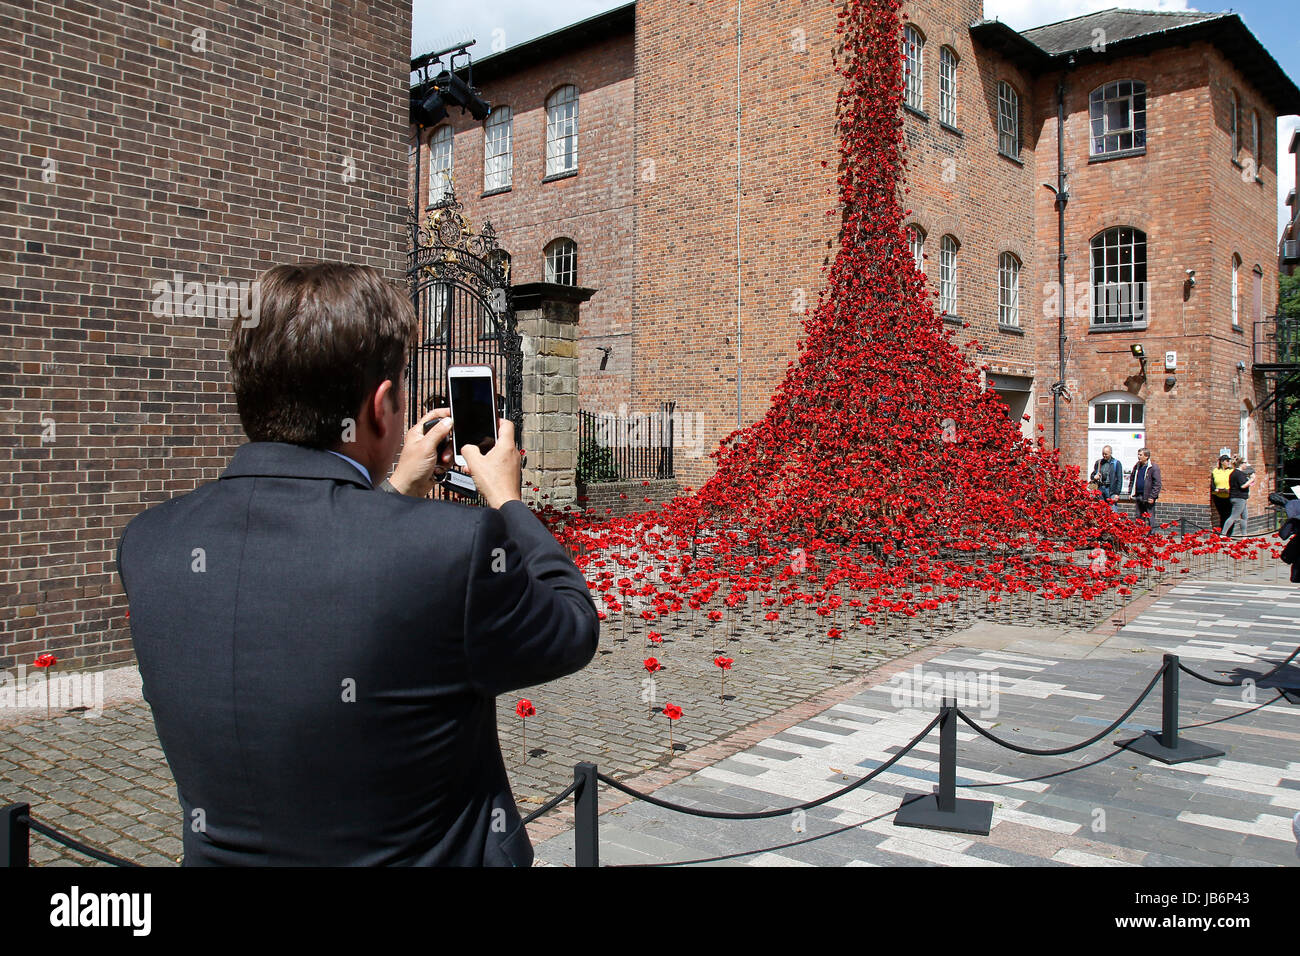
573;762;599;868
1117;654;1225;764
2;803;29;868
894;698;994;835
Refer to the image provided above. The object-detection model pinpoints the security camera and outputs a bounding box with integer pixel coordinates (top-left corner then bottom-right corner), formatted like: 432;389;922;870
1185;269;1196;287
1237;360;1247;371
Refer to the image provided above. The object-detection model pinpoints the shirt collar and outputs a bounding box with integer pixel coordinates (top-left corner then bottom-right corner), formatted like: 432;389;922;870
326;450;372;486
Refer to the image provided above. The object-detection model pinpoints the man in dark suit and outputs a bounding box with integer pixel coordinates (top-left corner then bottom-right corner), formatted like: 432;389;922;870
116;263;599;866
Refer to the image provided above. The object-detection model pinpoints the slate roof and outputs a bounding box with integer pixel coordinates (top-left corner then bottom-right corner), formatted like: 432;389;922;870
1020;8;1224;54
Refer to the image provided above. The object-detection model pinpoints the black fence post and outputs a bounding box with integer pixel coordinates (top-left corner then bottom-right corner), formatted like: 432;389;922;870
573;762;599;868
1178;517;1187;536
2;803;30;868
1117;655;1225;764
893;697;993;835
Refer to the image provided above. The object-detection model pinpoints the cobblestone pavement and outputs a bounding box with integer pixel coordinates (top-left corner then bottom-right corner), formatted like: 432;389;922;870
0;550;1283;866
532;570;1300;866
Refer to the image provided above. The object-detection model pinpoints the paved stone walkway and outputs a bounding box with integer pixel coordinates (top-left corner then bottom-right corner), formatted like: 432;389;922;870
531;571;1300;866
2;552;1290;866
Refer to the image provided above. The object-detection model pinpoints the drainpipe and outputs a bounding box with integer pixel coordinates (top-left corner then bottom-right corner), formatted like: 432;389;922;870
1053;77;1069;450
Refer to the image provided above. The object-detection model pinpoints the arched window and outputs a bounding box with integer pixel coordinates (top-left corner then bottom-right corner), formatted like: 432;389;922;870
902;26;924;111
483;106;513;191
1088;391;1146;488
1231;254;1241;327
1088;80;1146;155
1250;109;1260;162
939;235;958;316
428;125;453;203
908;225;925;272
544;238;577;286
998;252;1021;327
997;81;1020;157
1090;227;1147;327
938;46;958;127
545;85;579;176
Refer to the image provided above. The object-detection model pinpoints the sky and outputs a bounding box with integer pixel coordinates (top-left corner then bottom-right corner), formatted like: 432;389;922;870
412;0;1300;234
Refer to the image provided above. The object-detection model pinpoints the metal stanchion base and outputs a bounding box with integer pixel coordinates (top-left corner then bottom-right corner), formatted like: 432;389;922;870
893;793;993;835
1116;732;1224;765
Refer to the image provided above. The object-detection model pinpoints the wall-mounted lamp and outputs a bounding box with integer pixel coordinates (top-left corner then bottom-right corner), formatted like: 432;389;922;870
1130;343;1147;369
597;346;612;371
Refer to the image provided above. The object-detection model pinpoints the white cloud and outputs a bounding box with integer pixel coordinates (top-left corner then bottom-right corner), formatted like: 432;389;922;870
981;0;1193;30
412;0;627;58
1280;116;1300;237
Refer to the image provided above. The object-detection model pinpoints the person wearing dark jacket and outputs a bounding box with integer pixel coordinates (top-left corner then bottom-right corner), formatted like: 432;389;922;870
1090;446;1124;504
1127;447;1162;531
116;263;600;866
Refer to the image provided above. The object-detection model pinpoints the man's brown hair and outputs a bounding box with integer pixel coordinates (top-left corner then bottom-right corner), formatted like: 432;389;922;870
227;263;416;447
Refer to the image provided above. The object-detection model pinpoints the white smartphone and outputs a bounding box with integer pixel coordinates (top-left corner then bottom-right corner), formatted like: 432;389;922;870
447;365;499;468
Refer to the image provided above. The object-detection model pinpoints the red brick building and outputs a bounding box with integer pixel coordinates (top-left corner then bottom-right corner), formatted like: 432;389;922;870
1;0;411;669
412;3;1299;523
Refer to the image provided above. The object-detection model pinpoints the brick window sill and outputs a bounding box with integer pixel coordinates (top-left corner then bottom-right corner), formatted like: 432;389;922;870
1088;147;1146;164
542;169;578;184
1231;323;1245;334
939;121;962;136
1088;322;1149;333
904;104;929;122
997;322;1025;335
481;185;512;198
997;149;1024;166
942;312;963;325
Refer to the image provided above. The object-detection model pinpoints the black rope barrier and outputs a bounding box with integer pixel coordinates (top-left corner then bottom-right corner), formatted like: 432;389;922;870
520;779;580;825
609;796;927;868
1176;644;1300;688
955;659;1169;756
16;811;140;868
596;713;941;821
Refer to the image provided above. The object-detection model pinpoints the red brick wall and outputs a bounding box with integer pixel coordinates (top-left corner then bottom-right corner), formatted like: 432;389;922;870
1030;42;1283;507
410;32;635;417
0;0;411;670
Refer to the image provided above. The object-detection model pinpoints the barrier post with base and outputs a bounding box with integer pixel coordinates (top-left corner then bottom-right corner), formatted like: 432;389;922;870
2;803;29;868
573;762;599;868
893;697;993;835
1117;655;1225;764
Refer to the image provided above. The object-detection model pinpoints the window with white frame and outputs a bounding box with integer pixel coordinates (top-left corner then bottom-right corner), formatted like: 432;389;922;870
1088;80;1146;155
997;81;1020;157
483;106;512;191
428;125;453;203
939;46;957;127
998;253;1021;327
902;26;924;111
1090;227;1148;327
544;238;577;286
939;235;957;316
1250;109;1260;162
908;225;925;272
1231;254;1241;327
545;85;579;176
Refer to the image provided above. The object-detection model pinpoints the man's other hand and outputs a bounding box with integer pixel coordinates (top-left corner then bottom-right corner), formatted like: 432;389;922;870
389;408;454;497
461;418;522;510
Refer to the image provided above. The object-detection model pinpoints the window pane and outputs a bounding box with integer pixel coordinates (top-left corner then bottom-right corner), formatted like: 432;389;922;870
545;86;579;175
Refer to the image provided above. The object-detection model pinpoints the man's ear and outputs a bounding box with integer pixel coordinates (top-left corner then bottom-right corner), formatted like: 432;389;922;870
369;379;398;436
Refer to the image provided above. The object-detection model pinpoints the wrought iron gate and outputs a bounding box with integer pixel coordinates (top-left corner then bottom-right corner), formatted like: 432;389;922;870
407;190;523;501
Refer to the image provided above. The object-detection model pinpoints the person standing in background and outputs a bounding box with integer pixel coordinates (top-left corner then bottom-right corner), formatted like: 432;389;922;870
1128;447;1162;531
1089;446;1124;506
1210;454;1234;530
1222;455;1256;537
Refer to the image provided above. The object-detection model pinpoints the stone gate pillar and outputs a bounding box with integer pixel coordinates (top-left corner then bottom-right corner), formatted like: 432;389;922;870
511;281;595;509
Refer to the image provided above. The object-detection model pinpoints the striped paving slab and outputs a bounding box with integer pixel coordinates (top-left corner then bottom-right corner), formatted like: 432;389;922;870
534;579;1300;866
